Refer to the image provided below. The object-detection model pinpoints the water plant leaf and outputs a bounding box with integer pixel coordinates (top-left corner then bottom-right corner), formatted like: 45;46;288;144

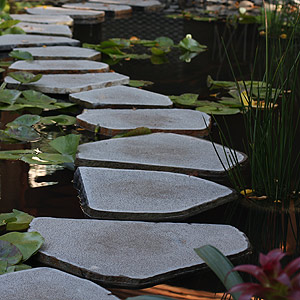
5;125;40;142
0;260;7;274
179;51;199;62
8;72;42;84
128;80;154;87
169;93;199;106
113;127;152;139
6;114;41;127
178;36;207;53
0;231;44;261
21;153;73;165
196;105;240;115
151;47;166;56
207;75;236;90
13;263;31;272
0;149;34;160
0;0;6;11
22;90;56;105
195;245;243;300
0;89;21;105
150;55;168;65
9;50;33;61
40;115;76;126
0;19;19;30
0;240;22;265
0;209;34;231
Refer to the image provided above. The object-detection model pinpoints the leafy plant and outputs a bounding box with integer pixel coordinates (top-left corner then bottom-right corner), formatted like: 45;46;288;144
0;209;33;231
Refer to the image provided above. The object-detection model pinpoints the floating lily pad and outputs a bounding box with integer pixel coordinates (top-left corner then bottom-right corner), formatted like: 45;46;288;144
6;114;41;127
169;93;199;106
9;50;33;61
0;240;22;266
0;89;21;105
179;37;207;53
8;72;42;84
40;115;76;126
0;209;34;231
196;105;240;115
128;80;154;87
113;127;152;139
0;149;34;160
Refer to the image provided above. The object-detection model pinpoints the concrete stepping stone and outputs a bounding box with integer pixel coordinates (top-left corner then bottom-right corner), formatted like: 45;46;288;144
1;267;120;300
26;7;105;24
8;60;109;74
75;133;247;182
76;109;211;137
13;46;101;60
63;2;132;16
0;34;79;51
74;167;237;221
10;14;74;25
5;72;129;94
17;22;72;37
29;217;250;288
89;0;163;12
69;86;173;108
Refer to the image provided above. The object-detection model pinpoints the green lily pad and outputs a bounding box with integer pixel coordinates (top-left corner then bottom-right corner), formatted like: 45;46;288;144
113;127;152;139
8;72;42;84
0;89;21;105
0;149;34;160
21;153;73;165
40;115;76;126
0;209;34;231
196;104;240;115
178;37;207;53
9;50;33;61
6;114;41;127
128;80;154;88
0;240;22;265
22;90;56;105
0;19;19;30
3;26;25;35
150;55;168;65
5;125;40;142
0;260;7;274
0;231;44;262
151;47;166;56
169;93;199;106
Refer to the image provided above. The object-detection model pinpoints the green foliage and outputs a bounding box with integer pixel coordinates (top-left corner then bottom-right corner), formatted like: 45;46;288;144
8;72;42;84
128;80;154;87
0;210;34;231
113;127;152;139
9;50;33;61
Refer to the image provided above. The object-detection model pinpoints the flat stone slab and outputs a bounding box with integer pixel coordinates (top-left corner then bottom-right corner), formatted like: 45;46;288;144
13;46;101;60
76;109;211;137
5;72;129;94
8;60;109;74
89;0;163;11
69;86;173;108
75;133;247;182
74;167;237;221
10;14;74;25
1;267;119;300
29;217;250;288
63;2;132;16
0;34;79;51
26;7;105;24
17;22;72;37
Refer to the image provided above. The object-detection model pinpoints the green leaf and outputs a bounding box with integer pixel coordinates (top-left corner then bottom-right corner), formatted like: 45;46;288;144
128;80;154;88
0;19;19;30
151;47;166;56
113;127;152;139
40;115;76;126
21;153;73;165
13;263;31;271
2;27;25;35
0;0;6;12
155;36;174;49
49;134;80;160
0;89;21;105
0;240;22;265
194;245;243;300
178;37;207;53
179;51;199;62
6;114;41;127
0;209;34;231
0;260;7;274
150;55;168;65
0;149;34;160
207;75;235;90
196;105;240;115
0;232;44;262
169;93;199;106
5;125;40;142
8;72;42;84
9;50;33;61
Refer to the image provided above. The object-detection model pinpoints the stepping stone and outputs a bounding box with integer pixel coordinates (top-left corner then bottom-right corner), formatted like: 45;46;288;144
29;217;250;288
5;72;129;94
0;34;79;51
63;2;132;16
1;267;120;300
26;7;105;24
74;167;237;221
89;0;163;12
17;22;72;37
8;60;109;74
75;133;247;182
13;46;101;60
10;14;74;26
69;86;173;108
76;109;211;137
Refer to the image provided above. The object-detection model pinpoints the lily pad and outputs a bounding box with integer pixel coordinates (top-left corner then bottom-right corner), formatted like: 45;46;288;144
128;80;154;87
0;89;21;105
0;149;34;160
0;240;22;265
6;114;41;127
0;231;44;261
5;125;40;142
169;93;199;106
178;37;207;53
113;127;152;139
9;50;33;61
0;19;20;30
22;90;56;105
21;153;73;165
40;115;76;126
0;209;34;231
8;72;42;84
196;104;240;115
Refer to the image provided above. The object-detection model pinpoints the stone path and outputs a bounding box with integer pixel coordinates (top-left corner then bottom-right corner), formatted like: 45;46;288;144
0;34;79;51
75;133;247;182
17;22;72;37
5;72;129;94
69;86;173;108
1;267;119;300
76;109;211;137
10;14;74;25
74;167;237;221
29;217;250;288
8;60;109;74
26;7;105;24
63;2;132;16
13;46;101;60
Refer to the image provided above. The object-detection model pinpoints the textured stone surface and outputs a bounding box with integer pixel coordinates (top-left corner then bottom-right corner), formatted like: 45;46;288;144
10;14;74;25
74;167;237;221
0;34;79;51
26;7;105;23
75;133;247;182
17;22;72;37
13;46;101;60
5;72;129;94
9;60;109;74
63;2;132;16
29;217;250;288
76;109;211;137
89;0;163;11
69;86;173;108
1;267;119;300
